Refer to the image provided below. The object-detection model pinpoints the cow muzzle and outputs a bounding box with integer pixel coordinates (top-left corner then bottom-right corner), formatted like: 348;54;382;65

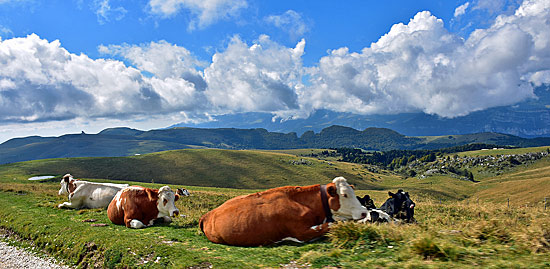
172;210;180;217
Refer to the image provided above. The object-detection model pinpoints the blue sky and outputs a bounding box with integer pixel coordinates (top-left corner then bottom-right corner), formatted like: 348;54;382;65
1;0;463;65
0;0;548;142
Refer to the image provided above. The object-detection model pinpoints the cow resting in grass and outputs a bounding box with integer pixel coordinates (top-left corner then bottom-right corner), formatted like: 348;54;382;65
199;176;368;246
356;194;392;223
57;174;129;209
378;189;416;223
107;186;181;229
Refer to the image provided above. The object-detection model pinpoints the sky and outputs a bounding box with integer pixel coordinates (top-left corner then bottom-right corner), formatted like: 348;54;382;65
0;0;549;143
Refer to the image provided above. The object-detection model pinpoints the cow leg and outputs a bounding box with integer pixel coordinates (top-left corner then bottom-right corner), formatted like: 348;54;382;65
292;222;332;243
58;199;82;209
125;218;146;229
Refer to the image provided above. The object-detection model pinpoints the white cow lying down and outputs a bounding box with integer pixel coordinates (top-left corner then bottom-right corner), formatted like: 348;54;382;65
58;174;129;209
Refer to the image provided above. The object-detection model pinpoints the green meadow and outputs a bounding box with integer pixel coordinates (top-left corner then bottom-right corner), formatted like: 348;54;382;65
0;148;549;268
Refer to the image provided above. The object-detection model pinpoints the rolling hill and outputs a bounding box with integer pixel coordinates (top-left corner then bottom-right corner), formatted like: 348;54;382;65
2;146;549;204
2;125;550;164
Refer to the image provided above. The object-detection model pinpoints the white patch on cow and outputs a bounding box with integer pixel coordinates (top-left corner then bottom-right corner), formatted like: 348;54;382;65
331;177;368;220
310;224;322;231
276;237;304;244
123;186;145;193
113;190;123;211
373;209;392;222
357;209;393;223
156;186;180;219
130;219;146;229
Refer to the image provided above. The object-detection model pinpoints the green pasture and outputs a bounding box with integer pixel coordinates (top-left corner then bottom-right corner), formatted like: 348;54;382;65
0;148;549;268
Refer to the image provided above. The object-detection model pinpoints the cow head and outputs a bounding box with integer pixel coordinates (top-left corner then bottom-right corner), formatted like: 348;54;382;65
58;174;75;195
157;186;180;218
177;188;190;197
328;177;368;220
385;190;415;222
356;194;377;209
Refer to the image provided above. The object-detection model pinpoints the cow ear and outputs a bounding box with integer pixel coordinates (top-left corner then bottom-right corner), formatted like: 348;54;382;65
388;191;395;197
349;184;355;190
175;194;180;202
327;185;338;197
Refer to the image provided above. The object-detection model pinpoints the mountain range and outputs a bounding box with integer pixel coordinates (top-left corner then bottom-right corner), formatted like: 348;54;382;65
2;125;550;165
171;86;550;138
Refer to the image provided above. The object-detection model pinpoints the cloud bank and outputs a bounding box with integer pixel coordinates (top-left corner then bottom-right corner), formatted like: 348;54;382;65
0;0;549;125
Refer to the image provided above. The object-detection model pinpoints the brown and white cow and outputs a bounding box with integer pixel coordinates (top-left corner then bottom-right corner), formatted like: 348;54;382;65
199;176;368;246
58;174;129;209
107;186;181;229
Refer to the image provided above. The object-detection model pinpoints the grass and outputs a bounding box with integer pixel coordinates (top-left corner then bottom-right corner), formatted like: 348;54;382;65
0;149;387;190
0;148;549;268
455;146;550;157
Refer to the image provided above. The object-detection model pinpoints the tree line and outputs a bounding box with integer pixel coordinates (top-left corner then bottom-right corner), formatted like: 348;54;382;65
319;143;513;170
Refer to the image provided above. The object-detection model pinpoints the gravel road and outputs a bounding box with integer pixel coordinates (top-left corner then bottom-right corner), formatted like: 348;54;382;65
0;240;70;269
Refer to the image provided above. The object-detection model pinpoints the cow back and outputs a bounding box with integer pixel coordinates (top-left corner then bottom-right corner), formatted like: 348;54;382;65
200;185;328;246
108;186;161;227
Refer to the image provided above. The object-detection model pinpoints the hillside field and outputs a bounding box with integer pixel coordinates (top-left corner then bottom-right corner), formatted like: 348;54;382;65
0;148;549;268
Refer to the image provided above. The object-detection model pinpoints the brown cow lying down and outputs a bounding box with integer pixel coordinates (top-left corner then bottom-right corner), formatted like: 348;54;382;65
107;186;180;229
199;176;368;246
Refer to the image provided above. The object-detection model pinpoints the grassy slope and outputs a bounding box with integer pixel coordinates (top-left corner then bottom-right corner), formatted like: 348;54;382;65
0;149;395;190
472;157;550;205
0;148;549;268
456;146;550;157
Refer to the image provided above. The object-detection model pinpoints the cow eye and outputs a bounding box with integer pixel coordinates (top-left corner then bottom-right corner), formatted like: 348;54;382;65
343;194;348;198
163;199;168;206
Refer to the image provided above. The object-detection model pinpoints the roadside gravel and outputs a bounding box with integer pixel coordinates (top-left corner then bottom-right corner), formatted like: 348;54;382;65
0;240;70;269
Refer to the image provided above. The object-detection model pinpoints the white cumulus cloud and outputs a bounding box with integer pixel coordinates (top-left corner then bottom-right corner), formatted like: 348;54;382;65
1;0;549;128
0;34;205;123
99;41;207;90
204;35;305;113
148;0;248;30
303;0;550;118
454;2;470;17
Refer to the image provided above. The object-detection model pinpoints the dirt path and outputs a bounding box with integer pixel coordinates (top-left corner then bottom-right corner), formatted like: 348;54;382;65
0;239;70;269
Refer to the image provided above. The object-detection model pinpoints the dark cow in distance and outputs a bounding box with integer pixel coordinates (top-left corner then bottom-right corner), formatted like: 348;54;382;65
199;177;368;246
107;186;181;229
379;189;416;223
